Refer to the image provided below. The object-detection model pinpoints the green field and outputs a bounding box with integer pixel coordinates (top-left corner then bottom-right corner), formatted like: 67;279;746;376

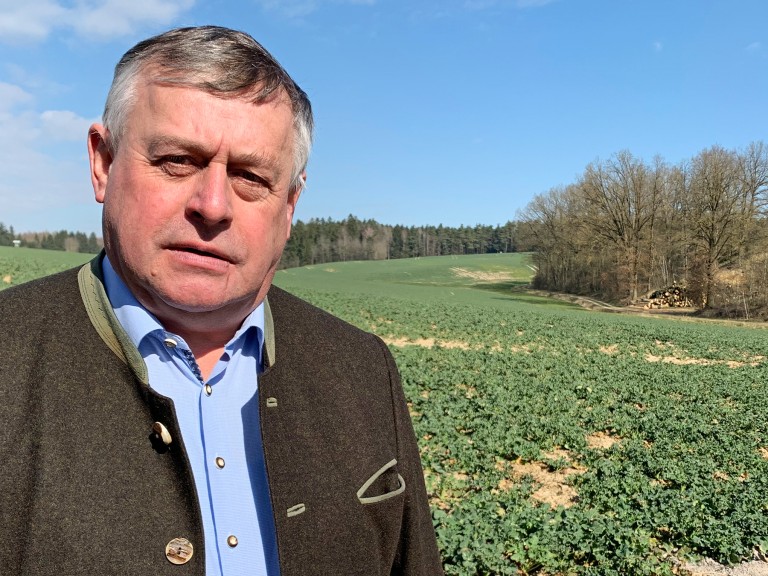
5;249;768;575
0;246;93;290
277;256;768;576
274;253;574;310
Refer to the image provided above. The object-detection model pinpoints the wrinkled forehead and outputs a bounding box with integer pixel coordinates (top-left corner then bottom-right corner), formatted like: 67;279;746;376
135;79;294;130
119;74;294;134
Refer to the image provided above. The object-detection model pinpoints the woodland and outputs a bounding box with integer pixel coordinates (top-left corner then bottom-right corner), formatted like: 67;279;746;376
0;224;101;254
519;142;768;318
281;217;519;267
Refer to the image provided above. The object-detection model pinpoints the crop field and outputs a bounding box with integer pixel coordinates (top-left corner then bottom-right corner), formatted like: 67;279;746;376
6;249;768;575
274;255;768;576
0;246;92;290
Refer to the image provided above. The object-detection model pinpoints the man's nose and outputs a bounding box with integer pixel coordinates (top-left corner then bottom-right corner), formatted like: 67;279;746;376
185;164;233;226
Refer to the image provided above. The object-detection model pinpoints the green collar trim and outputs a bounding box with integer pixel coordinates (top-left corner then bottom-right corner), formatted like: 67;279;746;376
77;253;276;378
78;255;149;384
263;296;275;369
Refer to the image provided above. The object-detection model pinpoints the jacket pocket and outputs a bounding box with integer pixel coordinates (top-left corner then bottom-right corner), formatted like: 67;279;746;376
356;459;405;504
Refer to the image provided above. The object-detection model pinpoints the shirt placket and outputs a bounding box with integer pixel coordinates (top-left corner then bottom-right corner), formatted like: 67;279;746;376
196;347;268;575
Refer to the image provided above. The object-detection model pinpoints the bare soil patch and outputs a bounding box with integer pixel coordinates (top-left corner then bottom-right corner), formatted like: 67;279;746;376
382;335;541;354
450;267;514;282
382;336;471;350
586;432;621;450
599;344;620;355
496;449;586;508
681;557;768;576
644;341;764;368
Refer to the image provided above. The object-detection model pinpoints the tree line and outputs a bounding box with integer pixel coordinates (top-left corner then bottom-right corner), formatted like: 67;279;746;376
1;218;521;264
0;223;102;253
518;141;768;318
0;223;17;247
280;216;520;268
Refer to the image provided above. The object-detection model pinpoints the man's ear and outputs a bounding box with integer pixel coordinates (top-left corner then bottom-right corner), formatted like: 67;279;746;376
285;172;305;239
88;124;112;204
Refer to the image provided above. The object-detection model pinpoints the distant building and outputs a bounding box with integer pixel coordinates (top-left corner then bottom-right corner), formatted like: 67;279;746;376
12;240;20;248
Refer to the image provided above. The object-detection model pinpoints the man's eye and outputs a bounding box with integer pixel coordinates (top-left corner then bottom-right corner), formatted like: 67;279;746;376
157;156;197;175
164;155;191;165
230;170;272;200
232;170;272;190
234;169;263;184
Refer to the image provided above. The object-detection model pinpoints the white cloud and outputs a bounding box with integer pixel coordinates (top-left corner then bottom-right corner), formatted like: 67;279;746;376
72;0;194;39
746;41;762;52
0;82;33;112
2;63;69;97
0;86;98;230
0;0;194;44
0;0;67;42
40;110;98;141
653;41;663;53
0;110;41;149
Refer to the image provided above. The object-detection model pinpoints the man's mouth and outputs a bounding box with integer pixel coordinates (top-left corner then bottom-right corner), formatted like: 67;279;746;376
169;245;234;264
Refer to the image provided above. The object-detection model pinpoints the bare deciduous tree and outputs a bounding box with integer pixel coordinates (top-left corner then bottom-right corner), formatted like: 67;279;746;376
520;141;768;317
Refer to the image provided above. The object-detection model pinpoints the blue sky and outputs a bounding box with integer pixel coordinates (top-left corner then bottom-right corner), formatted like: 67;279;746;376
1;0;766;234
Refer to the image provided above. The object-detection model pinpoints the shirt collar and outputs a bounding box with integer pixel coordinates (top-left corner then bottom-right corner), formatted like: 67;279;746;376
101;256;264;358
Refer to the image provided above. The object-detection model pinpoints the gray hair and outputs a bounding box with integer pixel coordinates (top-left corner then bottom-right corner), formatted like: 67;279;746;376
102;26;313;192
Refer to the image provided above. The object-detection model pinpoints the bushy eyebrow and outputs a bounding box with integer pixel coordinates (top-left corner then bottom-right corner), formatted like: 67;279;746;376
146;135;284;178
147;135;208;158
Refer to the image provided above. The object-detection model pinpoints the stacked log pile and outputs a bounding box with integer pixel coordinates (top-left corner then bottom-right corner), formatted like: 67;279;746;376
642;285;693;309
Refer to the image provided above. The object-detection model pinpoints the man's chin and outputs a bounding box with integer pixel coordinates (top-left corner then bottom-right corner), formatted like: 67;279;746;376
134;276;267;327
159;295;234;315
154;289;260;319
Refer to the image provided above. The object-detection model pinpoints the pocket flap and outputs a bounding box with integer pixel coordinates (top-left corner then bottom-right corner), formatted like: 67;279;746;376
356;459;406;504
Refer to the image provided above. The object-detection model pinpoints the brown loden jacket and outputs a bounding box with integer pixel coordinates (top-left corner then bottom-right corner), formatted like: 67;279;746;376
0;256;443;576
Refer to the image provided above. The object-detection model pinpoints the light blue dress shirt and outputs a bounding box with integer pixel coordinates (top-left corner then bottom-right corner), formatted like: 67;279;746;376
102;257;279;576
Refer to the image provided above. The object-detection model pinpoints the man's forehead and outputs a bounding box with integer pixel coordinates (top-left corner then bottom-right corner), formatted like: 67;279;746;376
132;81;293;131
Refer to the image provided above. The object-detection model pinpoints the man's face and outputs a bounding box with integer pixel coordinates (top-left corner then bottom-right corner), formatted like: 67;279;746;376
88;81;301;332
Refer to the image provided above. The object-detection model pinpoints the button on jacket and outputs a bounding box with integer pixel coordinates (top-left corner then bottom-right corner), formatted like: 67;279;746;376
0;256;444;575
103;257;279;575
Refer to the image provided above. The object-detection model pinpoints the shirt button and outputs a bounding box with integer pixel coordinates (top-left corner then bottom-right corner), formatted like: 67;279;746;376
215;457;225;469
204;384;212;396
165;537;194;564
163;338;178;349
227;535;238;548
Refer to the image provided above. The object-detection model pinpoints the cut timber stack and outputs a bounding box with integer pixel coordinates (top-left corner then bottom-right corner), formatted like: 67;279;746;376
642;285;693;309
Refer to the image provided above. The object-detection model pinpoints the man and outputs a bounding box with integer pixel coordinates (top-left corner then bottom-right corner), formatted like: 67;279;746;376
0;26;442;575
